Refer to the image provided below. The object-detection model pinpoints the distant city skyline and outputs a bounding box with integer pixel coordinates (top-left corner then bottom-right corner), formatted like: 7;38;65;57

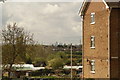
2;2;83;45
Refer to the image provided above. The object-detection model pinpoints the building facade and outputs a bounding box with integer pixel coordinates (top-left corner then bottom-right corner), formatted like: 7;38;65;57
79;0;120;79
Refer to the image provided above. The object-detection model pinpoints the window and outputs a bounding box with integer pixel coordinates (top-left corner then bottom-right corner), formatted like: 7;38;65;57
91;13;95;24
90;36;95;49
90;60;95;74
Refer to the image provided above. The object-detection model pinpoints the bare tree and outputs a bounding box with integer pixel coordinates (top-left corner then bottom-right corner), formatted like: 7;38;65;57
2;23;35;78
0;0;6;3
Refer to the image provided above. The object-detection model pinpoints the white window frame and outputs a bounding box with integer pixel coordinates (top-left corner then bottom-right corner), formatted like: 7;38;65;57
90;36;95;49
90;60;95;74
90;12;95;24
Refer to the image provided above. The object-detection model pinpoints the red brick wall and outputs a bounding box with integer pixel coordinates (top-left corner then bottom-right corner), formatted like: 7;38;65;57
83;0;110;78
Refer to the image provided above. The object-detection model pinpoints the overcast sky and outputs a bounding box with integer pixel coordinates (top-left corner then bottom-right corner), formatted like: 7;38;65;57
2;2;83;45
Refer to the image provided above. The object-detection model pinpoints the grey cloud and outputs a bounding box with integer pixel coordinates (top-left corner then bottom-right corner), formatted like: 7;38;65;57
2;2;82;45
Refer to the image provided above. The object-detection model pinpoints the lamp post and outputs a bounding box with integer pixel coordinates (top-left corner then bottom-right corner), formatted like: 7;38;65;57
70;43;73;80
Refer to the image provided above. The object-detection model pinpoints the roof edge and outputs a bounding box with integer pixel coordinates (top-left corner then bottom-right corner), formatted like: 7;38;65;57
78;0;86;16
79;0;109;16
102;0;109;8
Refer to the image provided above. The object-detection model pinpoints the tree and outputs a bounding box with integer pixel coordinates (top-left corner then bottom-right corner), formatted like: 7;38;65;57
2;23;35;78
47;52;68;69
34;58;47;67
0;0;6;3
48;58;63;69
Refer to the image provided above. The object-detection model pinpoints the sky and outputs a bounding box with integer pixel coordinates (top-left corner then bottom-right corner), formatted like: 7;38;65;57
1;2;83;45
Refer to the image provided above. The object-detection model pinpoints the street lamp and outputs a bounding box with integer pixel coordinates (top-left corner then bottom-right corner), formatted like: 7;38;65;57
70;43;73;80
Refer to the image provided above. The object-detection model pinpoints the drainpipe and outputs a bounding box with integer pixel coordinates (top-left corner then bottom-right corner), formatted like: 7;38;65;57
81;15;84;80
108;7;112;79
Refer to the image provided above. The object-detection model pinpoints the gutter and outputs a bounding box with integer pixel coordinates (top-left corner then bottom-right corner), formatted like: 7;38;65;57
108;7;112;79
81;15;84;80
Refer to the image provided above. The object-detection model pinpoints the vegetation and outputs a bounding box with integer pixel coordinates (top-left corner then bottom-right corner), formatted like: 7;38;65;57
2;23;82;79
2;23;35;78
34;57;47;67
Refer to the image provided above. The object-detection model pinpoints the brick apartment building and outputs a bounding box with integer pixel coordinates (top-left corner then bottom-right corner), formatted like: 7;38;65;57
79;0;120;79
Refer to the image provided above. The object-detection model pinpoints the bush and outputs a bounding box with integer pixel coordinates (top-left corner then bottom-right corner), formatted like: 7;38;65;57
34;58;47;67
48;58;64;69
